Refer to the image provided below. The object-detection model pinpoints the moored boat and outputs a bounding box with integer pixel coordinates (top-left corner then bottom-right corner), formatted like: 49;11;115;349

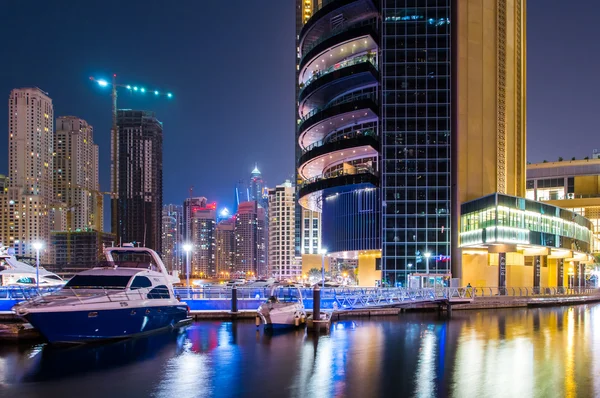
256;287;306;329
12;245;191;344
0;247;64;287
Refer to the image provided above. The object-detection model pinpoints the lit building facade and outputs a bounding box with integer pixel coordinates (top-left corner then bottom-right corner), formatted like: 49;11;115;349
50;230;115;268
54;116;102;231
1;88;54;261
527;158;600;252
189;203;216;277
216;217;236;276
297;0;381;282
162;204;183;272
114;110;163;251
268;181;300;279
183;197;207;242
234;201;266;277
296;0;538;286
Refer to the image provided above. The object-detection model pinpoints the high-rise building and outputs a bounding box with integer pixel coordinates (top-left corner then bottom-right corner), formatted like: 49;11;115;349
114;110;163;251
189;202;216;276
526;157;600;252
1;88;54;261
268;181;300;279
162;204;183;272
54;116;102;232
249;164;265;206
296;1;530;286
183;197;207;241
216;217;236;277
49;230;115;269
234;201;265;277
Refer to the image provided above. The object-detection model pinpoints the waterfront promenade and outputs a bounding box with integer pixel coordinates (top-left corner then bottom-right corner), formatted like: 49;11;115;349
0;285;597;321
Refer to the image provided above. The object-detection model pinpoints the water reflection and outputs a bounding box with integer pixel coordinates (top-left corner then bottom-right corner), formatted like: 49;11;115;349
0;305;599;397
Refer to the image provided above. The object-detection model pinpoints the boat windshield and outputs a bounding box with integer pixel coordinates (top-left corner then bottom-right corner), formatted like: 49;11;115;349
64;275;132;289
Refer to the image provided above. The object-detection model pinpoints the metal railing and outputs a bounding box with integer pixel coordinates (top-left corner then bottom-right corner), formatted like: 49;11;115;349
301;17;379;59
299;165;378;189
302;128;377;154
2;286;599;313
299;54;378;95
299;91;378;125
473;286;597;297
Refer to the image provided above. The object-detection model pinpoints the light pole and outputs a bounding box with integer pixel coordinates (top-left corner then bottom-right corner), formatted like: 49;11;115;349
424;252;431;274
320;248;327;288
183;243;192;298
32;242;43;290
89;75;173;237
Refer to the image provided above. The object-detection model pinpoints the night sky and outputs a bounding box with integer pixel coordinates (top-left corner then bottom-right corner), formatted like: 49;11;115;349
0;1;597;226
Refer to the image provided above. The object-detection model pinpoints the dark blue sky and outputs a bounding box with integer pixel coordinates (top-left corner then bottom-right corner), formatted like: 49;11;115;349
0;1;597;217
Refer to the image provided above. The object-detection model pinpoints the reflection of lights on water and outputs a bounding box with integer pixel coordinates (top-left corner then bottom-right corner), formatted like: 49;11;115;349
27;345;43;359
415;331;435;397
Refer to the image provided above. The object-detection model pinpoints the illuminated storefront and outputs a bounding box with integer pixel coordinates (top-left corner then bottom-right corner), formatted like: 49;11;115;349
460;193;594;288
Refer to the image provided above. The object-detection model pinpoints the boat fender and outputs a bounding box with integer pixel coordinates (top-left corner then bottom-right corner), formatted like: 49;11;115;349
255;316;261;327
295;317;300;327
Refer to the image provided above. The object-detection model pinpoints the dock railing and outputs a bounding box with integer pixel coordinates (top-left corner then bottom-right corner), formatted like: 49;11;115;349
0;285;598;313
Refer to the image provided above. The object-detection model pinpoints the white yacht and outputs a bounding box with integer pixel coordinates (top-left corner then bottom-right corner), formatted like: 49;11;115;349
256;287;306;329
246;278;278;288
13;245;190;344
0;247;64;287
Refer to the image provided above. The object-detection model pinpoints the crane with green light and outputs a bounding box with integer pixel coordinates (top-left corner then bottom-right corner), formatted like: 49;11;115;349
89;74;173;235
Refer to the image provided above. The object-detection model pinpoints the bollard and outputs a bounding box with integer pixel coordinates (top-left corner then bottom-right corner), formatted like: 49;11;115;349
313;285;321;321
231;285;238;313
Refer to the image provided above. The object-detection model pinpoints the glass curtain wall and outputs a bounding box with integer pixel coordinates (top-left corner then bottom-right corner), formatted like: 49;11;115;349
381;0;452;286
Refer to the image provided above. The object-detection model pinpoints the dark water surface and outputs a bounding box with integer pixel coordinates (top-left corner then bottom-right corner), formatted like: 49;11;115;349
0;304;598;398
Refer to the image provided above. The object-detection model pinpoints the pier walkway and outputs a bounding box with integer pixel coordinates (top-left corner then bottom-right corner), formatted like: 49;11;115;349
0;285;596;316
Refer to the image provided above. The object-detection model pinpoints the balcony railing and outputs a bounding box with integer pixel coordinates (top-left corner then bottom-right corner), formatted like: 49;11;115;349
300;165;378;189
301;17;379;60
299;91;378;125
302;128;377;154
299;53;378;96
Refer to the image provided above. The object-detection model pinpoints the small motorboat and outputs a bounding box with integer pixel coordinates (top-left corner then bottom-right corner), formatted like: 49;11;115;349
256;287;306;329
12;244;191;344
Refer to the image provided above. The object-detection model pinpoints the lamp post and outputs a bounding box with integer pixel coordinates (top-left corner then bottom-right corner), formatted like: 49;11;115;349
32;242;43;290
424;252;431;274
320;248;328;288
183;243;192;298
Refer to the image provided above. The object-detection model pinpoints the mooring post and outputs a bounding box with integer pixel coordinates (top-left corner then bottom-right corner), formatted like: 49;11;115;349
313;284;321;321
231;285;238;313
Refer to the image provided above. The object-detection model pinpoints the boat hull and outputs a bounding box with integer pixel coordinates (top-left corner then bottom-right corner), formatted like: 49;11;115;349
23;305;189;343
257;303;306;329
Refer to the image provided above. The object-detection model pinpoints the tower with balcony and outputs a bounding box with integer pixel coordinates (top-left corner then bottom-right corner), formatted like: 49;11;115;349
297;0;382;284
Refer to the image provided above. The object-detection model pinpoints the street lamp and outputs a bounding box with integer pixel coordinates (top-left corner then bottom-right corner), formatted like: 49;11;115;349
183;243;192;298
320;248;328;288
424;252;431;274
32;242;43;290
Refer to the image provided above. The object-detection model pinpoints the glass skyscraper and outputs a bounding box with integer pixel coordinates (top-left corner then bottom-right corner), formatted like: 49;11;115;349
297;0;529;287
380;1;452;284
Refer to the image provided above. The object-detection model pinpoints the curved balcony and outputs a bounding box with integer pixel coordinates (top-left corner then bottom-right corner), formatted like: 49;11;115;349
299;55;379;113
298;92;379;149
298;131;379;180
300;0;379;54
298;167;380;211
299;25;379;87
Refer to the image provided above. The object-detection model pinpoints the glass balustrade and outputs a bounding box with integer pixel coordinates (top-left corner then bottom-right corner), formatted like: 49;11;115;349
300;165;378;189
299;53;378;94
302;128;377;154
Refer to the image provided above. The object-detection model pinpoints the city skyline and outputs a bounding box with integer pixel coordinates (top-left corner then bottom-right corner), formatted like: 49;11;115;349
0;1;597;214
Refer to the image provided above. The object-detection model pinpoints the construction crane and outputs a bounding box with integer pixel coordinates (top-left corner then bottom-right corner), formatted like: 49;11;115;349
89;75;173;236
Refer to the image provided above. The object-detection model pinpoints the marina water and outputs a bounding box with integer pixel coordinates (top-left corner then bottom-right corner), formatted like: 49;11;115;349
0;304;598;397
